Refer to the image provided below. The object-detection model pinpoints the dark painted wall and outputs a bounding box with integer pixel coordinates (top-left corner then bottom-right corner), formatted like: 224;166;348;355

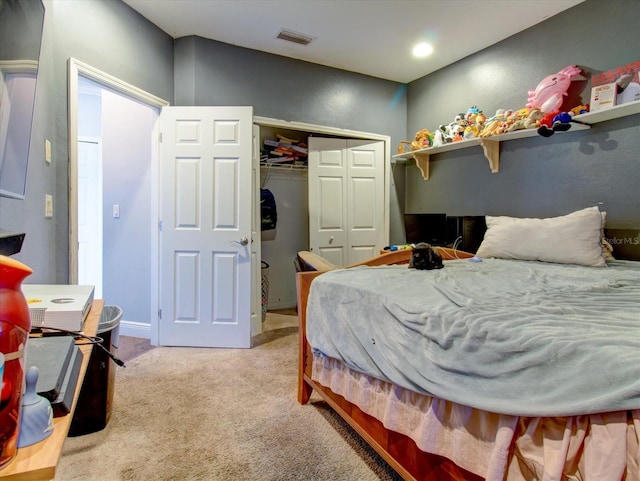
405;0;640;230
175;36;407;143
0;0;174;282
174;35;408;243
3;0;638;283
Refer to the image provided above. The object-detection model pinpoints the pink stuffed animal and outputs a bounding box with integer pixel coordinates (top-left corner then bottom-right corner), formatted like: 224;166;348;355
526;65;582;113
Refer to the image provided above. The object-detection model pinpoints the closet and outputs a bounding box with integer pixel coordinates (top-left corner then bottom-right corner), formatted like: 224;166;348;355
308;138;386;266
255;118;391;310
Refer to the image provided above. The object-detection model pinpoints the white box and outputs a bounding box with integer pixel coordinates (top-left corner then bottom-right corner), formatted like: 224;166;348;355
23;284;95;332
589;82;617;111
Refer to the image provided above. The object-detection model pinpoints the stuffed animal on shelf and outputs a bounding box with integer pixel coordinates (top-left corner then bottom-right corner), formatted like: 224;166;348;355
463;106;485;139
569;104;589;116
526;65;582;113
411;128;433;150
479;109;513;138
507;108;544;132
537;111;573;137
432;125;452;147
447;113;468;142
464;105;480;124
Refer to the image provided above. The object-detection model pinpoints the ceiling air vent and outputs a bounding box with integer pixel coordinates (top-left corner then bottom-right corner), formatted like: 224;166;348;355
276;29;314;46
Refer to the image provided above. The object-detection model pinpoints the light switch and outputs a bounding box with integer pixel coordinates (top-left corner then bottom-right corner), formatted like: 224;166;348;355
45;194;53;218
113;204;120;218
45;139;51;164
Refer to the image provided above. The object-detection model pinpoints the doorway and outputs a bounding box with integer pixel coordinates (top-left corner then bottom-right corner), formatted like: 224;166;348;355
68;58;168;342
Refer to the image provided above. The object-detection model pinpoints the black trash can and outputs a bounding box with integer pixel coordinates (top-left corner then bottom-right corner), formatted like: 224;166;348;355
69;305;122;436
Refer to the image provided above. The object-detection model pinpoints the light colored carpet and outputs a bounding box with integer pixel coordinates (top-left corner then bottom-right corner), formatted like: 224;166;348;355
56;312;402;481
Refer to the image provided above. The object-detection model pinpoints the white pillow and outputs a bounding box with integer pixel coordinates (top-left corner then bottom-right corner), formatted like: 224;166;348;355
476;207;606;267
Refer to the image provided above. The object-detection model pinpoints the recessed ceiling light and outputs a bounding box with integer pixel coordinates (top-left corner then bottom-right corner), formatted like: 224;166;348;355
412;42;433;58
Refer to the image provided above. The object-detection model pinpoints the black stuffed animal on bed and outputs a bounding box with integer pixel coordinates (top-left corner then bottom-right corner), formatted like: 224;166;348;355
409;243;444;270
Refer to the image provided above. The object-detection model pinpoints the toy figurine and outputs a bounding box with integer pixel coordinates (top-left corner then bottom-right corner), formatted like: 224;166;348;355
507;108;543;132
526;65;582;113
537;111;572;137
569;104;589;116
480;109;513;138
411;128;433;150
432;125;451;147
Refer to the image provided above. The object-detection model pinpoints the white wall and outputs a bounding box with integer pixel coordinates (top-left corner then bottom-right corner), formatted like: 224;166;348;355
102;89;157;328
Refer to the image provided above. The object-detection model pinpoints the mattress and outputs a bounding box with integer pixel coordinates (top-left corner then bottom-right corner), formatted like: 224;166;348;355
306;258;640;417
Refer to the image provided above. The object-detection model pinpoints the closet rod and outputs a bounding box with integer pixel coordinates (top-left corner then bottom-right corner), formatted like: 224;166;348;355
260;162;308;172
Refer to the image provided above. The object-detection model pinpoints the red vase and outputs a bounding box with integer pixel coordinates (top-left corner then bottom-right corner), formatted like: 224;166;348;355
0;255;32;469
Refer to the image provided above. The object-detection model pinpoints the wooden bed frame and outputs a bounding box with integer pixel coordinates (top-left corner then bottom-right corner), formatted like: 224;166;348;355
296;248;481;481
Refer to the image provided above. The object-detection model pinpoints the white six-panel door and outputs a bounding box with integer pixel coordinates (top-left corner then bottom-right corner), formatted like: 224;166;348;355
309;138;385;266
159;106;253;348
308;138;348;265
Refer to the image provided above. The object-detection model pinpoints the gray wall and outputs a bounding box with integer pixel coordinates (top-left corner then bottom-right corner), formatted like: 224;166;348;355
0;0;174;283
3;0;638;287
174;36;407;146
405;0;640;230
174;35;407;246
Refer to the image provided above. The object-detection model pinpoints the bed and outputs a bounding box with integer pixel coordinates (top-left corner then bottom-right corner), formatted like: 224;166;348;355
296;207;640;481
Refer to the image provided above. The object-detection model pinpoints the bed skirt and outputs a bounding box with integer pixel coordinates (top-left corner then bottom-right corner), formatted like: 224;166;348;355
312;354;640;481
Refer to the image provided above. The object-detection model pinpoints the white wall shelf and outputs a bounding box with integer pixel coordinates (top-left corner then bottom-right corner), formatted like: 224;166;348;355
393;100;640;181
572;99;640;124
393;123;590;180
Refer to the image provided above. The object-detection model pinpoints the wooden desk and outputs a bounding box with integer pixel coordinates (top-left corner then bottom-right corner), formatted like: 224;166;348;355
0;300;103;481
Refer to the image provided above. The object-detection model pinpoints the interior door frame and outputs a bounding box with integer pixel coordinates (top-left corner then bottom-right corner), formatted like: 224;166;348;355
68;58;169;342
253;116;392;245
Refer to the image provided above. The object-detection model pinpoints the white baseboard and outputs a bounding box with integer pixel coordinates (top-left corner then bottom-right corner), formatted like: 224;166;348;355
118;320;151;339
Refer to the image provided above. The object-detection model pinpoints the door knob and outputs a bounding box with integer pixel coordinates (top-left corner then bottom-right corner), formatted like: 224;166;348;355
238;236;249;246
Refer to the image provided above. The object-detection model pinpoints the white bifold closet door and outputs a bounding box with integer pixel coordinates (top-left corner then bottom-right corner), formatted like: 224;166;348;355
308;138;385;266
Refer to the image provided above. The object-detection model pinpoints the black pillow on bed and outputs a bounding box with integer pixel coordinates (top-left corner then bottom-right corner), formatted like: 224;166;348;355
409;243;444;270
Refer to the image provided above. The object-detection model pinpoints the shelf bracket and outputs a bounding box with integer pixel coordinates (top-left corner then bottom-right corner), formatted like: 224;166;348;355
412;152;430;180
479;139;500;173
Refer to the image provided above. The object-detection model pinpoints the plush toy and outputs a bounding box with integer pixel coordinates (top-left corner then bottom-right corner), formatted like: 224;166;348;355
507;108;543;132
569;104;589;116
465;105;480;124
475;111;487;128
432;125;451;147
451;124;465;142
445;113;464;137
537;111;572;137
411;128;433;150
526;65;582;113
479;109;513;138
445;113;468;142
462;106;485;139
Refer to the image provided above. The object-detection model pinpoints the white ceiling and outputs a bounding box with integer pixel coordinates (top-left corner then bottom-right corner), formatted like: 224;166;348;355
123;0;584;83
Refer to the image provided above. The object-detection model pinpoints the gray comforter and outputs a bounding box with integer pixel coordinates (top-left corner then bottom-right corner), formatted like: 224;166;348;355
306;258;640;417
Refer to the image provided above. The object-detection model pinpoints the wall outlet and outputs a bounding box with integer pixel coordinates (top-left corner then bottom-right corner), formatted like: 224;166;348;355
45;194;53;218
45;139;51;164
